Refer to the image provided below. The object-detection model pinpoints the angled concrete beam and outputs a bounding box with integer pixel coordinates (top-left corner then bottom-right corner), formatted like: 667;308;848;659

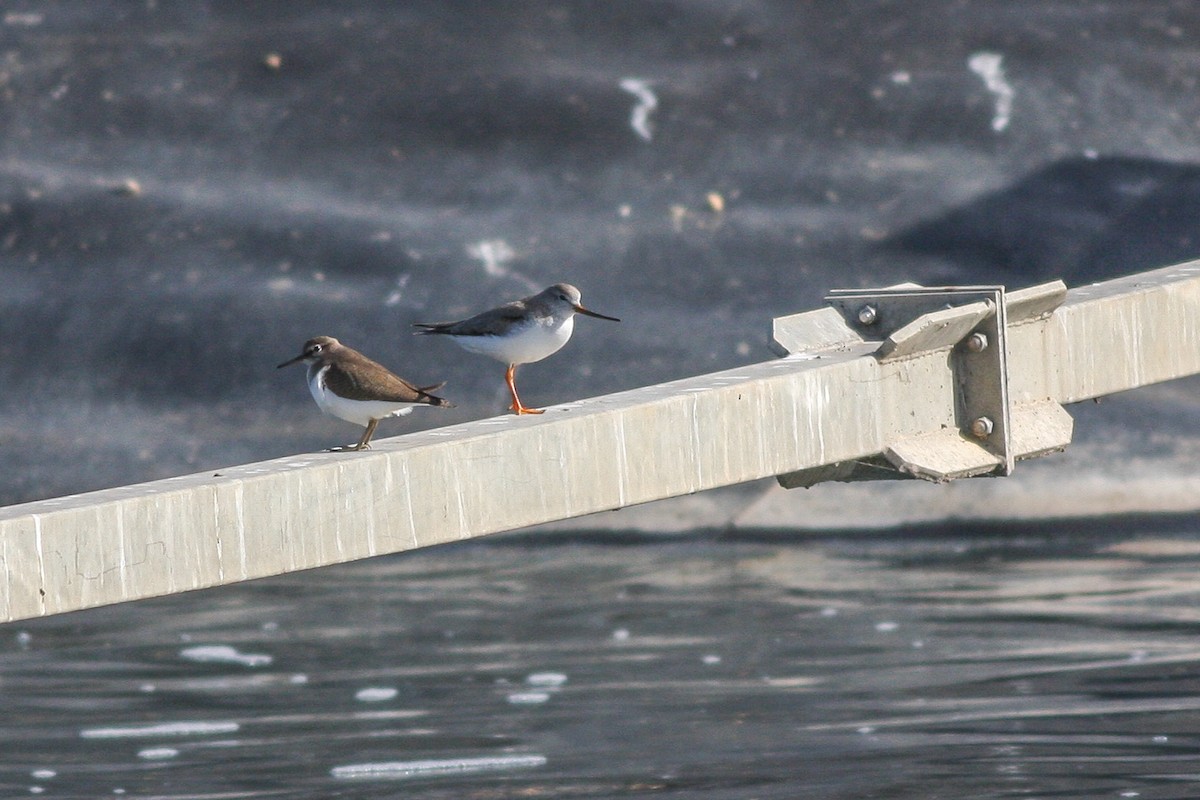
3;260;1200;622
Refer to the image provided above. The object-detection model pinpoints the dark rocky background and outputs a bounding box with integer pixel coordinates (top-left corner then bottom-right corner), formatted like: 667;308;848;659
3;2;1200;511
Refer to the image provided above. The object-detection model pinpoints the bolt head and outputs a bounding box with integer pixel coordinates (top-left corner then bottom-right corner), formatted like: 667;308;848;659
970;416;994;438
966;332;989;352
857;304;878;325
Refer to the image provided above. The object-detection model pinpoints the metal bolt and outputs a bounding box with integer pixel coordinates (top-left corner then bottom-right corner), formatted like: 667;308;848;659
969;416;994;438
857;304;878;325
966;332;988;353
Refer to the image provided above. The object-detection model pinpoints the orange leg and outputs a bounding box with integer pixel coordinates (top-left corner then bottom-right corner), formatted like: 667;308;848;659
506;364;544;415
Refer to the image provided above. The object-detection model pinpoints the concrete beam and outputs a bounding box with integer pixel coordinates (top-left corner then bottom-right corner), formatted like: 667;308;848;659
3;260;1200;623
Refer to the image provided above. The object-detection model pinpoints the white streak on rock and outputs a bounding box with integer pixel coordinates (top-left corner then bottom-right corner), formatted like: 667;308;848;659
620;78;658;141
968;52;1014;132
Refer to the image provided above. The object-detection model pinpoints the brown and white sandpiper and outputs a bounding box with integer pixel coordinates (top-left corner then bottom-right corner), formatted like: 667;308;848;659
413;283;619;415
277;335;452;451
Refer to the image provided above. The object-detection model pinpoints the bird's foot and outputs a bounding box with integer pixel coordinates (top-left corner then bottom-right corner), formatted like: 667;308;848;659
326;443;369;452
511;404;545;415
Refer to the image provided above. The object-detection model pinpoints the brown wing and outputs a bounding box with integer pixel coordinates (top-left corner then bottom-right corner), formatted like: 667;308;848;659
326;350;452;407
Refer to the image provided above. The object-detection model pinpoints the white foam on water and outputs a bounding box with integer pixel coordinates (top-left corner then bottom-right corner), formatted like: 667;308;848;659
179;644;273;667
30;771;55;780
331;754;547;780
507;692;550;705
80;721;240;739
525;672;567;687
179;674;287;691
137;747;179;760
355;687;398;702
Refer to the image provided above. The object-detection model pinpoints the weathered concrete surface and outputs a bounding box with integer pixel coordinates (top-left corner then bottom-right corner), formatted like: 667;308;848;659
4;262;1200;623
0;350;878;622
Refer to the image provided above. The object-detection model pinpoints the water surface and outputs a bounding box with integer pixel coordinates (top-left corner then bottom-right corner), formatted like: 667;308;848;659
4;524;1200;798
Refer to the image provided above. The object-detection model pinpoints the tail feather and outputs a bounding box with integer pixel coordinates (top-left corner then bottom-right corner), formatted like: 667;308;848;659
417;382;453;408
412;322;451;335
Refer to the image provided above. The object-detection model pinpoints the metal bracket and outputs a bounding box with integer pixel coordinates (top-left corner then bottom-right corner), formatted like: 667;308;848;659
775;280;1072;486
830;285;1014;479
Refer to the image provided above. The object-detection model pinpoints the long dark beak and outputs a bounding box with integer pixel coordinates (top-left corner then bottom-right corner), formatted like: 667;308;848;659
276;353;306;369
574;304;620;322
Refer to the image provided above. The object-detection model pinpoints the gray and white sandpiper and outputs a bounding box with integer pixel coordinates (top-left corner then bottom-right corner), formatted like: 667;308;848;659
278;335;452;451
413;283;619;415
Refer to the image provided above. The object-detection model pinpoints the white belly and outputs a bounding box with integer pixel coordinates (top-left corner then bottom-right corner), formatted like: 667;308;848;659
308;366;416;426
454;315;574;365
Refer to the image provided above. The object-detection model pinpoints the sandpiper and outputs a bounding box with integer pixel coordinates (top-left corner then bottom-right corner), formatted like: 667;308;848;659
413;283;619;415
277;336;452;451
